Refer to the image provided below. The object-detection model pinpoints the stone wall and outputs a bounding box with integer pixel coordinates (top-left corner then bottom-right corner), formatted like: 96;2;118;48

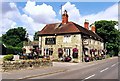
1;59;53;72
40;34;83;62
39;34;104;62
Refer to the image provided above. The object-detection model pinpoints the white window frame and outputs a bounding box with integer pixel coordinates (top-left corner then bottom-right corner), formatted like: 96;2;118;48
63;35;71;43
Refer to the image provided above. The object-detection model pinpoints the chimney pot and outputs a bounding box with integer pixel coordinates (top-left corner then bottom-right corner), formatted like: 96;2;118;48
91;24;96;33
62;10;68;24
84;19;89;30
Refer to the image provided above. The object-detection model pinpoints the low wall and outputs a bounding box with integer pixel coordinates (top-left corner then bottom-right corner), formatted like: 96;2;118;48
0;55;5;58
1;59;53;72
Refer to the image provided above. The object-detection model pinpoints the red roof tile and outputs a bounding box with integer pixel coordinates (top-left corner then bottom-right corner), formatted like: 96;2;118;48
38;22;103;41
39;22;80;35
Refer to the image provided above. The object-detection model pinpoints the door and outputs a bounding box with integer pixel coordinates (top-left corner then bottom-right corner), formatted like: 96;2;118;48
64;48;71;56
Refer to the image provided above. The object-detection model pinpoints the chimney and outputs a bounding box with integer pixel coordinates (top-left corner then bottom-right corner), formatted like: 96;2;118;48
84;19;89;30
91;24;96;33
62;10;68;24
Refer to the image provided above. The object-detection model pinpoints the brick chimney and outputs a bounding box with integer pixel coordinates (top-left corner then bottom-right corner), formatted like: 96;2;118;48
62;10;68;24
91;24;96;33
84;19;89;30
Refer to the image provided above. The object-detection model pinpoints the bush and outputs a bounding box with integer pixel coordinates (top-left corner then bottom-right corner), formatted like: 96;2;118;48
3;54;14;61
6;46;22;55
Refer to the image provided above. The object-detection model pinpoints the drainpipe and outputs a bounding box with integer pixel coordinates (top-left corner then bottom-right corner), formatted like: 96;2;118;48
41;36;44;56
82;36;84;62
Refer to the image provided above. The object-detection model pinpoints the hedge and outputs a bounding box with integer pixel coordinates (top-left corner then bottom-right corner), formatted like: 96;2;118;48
3;54;14;61
6;46;22;55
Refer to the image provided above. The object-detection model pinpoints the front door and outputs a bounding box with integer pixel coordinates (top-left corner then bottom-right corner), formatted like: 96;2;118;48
64;48;71;56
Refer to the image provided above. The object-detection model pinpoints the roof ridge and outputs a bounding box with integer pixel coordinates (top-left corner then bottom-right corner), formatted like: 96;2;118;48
71;22;81;32
47;22;61;25
73;22;103;41
47;21;73;25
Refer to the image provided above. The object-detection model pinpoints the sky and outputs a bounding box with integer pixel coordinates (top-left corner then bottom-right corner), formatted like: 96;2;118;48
1;1;119;41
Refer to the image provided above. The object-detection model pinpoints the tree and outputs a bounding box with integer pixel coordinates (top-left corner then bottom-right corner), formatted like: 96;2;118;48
94;20;120;56
0;37;2;43
33;31;39;41
2;27;26;47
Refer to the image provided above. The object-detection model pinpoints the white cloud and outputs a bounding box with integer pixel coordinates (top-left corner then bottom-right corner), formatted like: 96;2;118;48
80;3;118;24
1;18;17;34
61;2;118;29
1;2;19;34
1;2;47;41
1;1;118;42
23;1;59;24
59;2;81;23
2;2;21;22
21;14;46;36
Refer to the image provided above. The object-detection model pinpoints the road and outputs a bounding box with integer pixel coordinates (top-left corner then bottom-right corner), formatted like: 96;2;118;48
30;57;119;80
2;57;119;81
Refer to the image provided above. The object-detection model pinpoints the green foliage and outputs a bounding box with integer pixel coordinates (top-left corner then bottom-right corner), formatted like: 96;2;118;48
95;20;120;56
0;37;2;43
3;54;14;61
2;27;26;47
6;46;22;54
33;31;39;41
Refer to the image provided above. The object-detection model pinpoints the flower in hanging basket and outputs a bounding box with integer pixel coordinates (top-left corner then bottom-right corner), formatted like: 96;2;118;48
91;49;94;52
91;49;96;52
58;48;63;54
73;48;78;53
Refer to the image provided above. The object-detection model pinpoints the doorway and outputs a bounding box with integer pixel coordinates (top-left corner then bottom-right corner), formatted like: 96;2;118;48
64;48;71;56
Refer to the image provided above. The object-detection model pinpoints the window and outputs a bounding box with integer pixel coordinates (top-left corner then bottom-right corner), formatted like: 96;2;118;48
44;48;53;56
89;39;91;44
95;41;97;45
63;35;71;43
98;41;99;45
93;40;95;44
83;39;89;45
91;39;93;44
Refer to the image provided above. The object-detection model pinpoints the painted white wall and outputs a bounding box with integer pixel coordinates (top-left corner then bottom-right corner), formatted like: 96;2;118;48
39;36;41;48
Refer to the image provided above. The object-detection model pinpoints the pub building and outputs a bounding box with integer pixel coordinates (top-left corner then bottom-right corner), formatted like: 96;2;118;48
38;10;104;62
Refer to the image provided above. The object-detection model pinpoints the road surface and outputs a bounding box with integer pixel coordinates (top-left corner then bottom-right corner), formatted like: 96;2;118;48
30;57;119;80
2;57;119;81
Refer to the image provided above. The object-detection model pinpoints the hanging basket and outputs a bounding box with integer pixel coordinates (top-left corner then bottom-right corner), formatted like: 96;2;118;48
58;48;63;54
72;48;78;53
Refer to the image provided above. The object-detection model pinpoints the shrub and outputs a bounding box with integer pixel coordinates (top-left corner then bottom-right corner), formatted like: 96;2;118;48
6;46;22;55
3;54;14;61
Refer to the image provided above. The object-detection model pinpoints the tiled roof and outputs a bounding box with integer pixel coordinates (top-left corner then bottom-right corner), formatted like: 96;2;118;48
73;22;103;41
39;22;80;35
38;22;103;41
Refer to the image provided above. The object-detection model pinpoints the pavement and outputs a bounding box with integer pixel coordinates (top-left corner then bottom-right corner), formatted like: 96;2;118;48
1;57;119;81
2;60;79;80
